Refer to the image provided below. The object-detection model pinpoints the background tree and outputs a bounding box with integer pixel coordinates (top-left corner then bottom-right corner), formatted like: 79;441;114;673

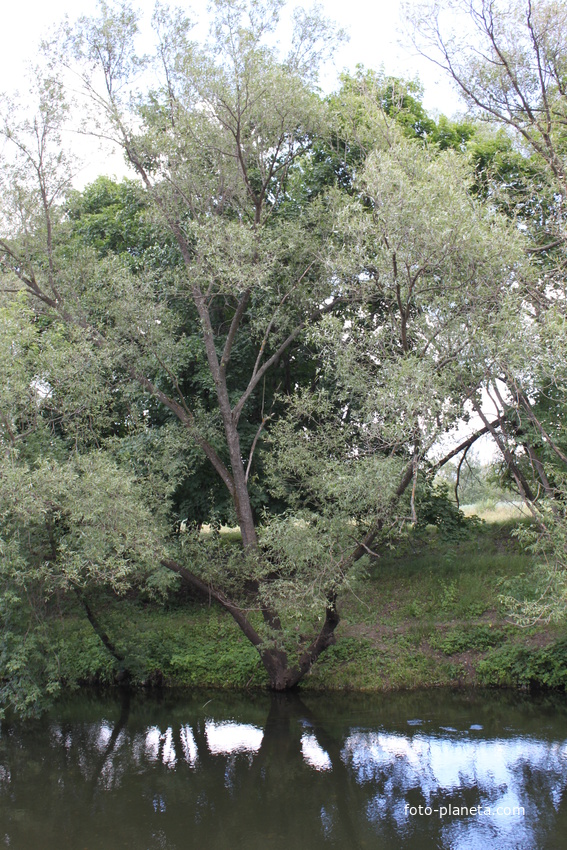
408;0;567;620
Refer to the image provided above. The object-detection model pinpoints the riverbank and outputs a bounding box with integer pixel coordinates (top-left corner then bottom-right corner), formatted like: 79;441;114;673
49;516;567;695
306;518;566;691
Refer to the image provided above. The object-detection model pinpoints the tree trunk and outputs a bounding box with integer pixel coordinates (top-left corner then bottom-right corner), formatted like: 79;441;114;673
77;592;129;681
224;421;259;549
161;558;339;690
259;599;340;690
163;456;419;690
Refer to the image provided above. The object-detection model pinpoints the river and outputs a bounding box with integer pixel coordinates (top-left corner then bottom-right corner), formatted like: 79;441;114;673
1;687;566;849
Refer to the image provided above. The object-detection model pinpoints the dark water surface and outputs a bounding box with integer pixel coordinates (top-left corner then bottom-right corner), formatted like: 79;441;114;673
1;687;567;849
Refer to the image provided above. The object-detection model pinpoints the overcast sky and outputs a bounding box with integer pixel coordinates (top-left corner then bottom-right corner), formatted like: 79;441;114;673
1;0;467;187
1;0;467;184
1;0;463;111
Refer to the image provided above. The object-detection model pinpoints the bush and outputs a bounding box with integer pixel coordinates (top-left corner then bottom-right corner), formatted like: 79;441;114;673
416;484;480;539
478;639;567;690
431;624;505;655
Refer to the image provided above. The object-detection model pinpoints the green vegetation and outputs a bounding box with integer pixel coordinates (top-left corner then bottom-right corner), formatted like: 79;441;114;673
11;517;563;701
51;607;265;690
305;518;549;691
1;0;567;715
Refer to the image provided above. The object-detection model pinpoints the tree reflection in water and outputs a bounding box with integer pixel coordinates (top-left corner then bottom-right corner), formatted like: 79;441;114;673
1;688;567;849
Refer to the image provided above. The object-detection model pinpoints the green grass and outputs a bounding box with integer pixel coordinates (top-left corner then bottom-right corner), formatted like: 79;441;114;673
303;518;565;692
51;602;268;690
462;501;531;523
45;516;567;696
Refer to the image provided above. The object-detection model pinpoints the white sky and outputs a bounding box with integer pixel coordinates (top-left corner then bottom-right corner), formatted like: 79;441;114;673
0;0;463;114
0;0;467;186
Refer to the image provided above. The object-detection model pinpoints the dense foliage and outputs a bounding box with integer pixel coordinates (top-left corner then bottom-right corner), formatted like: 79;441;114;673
1;0;567;714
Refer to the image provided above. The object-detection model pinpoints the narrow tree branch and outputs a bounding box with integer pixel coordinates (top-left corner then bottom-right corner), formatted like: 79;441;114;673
161;558;264;648
410;449;418;523
0;410;17;447
345;455;416;569
233;295;342;423
472;397;542;524
508;377;567;466
133;370;235;497
221;287;251;375
250;263;315;382
245;416;270;483
454;445;472;509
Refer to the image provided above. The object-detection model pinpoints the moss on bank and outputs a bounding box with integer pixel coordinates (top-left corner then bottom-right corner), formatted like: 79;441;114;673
49;520;567;695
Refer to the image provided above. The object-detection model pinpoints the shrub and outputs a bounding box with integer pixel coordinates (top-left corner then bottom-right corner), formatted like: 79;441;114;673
431;624;505;655
478;639;567;689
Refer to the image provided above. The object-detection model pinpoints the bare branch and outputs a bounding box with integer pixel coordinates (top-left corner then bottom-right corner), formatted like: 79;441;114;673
245;415;271;483
429;417;504;472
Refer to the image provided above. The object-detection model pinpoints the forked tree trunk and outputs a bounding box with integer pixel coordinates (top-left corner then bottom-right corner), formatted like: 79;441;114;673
161;558;339;690
259;600;340;690
161;454;425;691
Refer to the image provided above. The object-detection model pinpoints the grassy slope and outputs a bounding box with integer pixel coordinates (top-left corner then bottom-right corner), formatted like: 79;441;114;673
305;518;557;691
51;511;567;694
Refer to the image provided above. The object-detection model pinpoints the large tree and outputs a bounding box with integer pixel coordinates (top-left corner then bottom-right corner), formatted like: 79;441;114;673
0;0;526;696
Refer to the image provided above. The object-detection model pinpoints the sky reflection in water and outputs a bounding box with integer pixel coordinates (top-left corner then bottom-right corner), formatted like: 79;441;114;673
1;689;567;849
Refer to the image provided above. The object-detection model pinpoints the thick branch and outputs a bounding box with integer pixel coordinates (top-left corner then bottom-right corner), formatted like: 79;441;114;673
526;238;565;254
345;455;416;570
134;371;235;497
161;558;264;648
429;417;504;472
78;593;125;666
292;595;340;684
